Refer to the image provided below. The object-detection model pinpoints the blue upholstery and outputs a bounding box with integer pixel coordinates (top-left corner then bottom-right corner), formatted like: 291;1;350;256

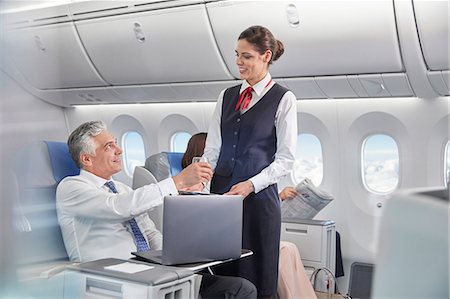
45;141;80;183
165;152;184;176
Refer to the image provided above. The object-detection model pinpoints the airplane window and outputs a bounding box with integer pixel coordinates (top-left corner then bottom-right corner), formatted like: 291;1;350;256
292;133;323;186
445;141;450;186
171;131;192;152
362;134;399;194
122;131;146;177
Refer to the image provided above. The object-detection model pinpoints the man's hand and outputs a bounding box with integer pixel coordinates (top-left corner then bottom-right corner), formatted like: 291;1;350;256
279;186;298;201
226;180;254;198
173;162;212;190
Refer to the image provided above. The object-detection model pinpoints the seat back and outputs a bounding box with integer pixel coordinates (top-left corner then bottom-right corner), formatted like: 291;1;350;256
371;187;449;298
13;141;79;266
165;152;184;176
144;152;184;181
132;166;163;231
132;166;158;189
45;141;80;183
141;152;183;232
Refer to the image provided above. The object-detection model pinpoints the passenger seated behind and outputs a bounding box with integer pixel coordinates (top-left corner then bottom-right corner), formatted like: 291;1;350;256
180;132;208;192
56;121;256;299
182;133;316;299
278;187;316;299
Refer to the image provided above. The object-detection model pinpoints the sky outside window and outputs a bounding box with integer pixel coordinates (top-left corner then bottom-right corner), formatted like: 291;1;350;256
122;131;146;176
292;133;323;186
171;132;191;152
362;134;399;194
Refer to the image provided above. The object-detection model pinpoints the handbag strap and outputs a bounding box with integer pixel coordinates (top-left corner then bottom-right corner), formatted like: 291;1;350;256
310;267;343;295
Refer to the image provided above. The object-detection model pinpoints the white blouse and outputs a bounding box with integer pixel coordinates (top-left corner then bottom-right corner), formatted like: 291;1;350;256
203;72;298;193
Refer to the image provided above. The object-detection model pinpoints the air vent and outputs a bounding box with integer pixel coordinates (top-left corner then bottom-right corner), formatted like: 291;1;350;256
78;93;104;103
6;4;72;28
34;14;69;22
72;6;129;17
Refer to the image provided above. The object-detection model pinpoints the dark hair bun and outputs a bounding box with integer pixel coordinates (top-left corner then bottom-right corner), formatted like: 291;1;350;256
273;39;285;62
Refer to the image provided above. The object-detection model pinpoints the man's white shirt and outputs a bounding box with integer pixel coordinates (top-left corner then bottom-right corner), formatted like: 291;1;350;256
56;169;177;262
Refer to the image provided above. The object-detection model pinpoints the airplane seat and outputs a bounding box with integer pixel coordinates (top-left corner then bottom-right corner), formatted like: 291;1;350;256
12;141;79;287
139;152;183;232
132;166;163;231
144;152;184;181
132;166;158;189
371;187;449;298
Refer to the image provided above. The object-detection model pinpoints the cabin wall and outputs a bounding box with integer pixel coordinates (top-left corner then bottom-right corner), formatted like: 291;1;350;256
63;95;449;292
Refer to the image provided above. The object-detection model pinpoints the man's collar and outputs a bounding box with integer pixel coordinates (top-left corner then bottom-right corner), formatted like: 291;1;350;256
80;169;112;188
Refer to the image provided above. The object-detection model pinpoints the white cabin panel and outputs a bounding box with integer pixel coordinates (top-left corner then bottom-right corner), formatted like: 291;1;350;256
413;0;450;71
381;73;414;97
36;88;123;107
284;77;326;99
74;4;233;85
4;23;106;89
207;0;403;78
69;0;205;20
203;80;241;100
427;72;449;97
315;76;358;98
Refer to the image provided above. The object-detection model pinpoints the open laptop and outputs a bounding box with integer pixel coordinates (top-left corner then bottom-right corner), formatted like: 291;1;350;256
132;194;243;266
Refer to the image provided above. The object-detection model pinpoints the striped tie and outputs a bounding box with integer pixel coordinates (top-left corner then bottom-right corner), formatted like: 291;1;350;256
104;181;150;252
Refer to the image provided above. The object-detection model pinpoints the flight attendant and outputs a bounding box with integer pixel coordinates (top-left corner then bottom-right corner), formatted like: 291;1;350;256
203;25;297;298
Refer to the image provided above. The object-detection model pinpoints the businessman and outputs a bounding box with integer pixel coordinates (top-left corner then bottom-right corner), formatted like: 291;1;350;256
56;120;256;299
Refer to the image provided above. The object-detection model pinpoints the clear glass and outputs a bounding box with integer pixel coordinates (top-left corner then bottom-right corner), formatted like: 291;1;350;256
362;134;399;194
445;141;450;186
171;131;191;152
292;133;323;186
192;157;208;163
122;131;146;176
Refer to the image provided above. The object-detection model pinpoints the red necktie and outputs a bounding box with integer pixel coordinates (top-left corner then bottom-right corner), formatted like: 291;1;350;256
235;86;253;111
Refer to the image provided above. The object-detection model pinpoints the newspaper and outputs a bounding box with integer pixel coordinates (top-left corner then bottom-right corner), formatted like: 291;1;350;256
281;178;334;219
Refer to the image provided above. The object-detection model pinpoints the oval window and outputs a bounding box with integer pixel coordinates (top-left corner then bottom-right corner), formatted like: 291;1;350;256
122;131;146;176
445;141;450;186
362;134;399;194
171;131;192;152
292;133;323;186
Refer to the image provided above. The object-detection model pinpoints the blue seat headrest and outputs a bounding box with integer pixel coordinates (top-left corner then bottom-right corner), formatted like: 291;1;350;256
164;152;184;176
45;141;80;183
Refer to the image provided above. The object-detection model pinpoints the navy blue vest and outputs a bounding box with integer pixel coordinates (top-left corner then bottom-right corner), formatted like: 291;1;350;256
211;83;288;193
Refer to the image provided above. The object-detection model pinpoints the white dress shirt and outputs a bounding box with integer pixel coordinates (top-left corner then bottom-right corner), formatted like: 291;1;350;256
203;72;297;193
56;169;178;262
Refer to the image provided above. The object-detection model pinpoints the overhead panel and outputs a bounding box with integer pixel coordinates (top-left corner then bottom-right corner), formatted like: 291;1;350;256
206;0;403;78
3;5;106;89
413;0;449;96
74;4;233;85
413;0;449;71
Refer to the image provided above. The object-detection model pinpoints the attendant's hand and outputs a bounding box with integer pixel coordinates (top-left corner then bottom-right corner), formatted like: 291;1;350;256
179;182;204;192
173;162;212;190
226;180;254;198
279;186;298;201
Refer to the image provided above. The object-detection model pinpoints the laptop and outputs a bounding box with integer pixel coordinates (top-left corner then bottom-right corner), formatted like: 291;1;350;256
132;194;243;266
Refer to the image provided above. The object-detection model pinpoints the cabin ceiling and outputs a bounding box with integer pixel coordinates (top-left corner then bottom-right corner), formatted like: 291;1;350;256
0;0;448;107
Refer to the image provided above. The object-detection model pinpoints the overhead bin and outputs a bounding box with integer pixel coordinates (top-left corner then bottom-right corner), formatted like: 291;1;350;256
413;1;449;71
206;0;403;78
69;0;205;20
3;5;106;90
73;4;233;85
412;1;449;96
